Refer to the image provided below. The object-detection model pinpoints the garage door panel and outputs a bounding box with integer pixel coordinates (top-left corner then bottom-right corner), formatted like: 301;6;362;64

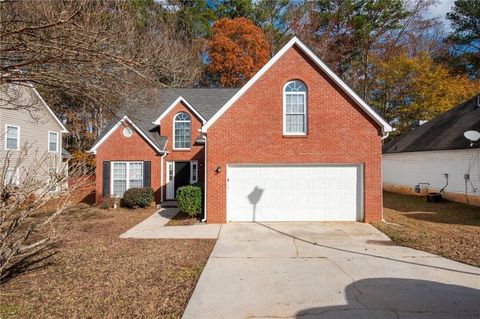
227;165;361;221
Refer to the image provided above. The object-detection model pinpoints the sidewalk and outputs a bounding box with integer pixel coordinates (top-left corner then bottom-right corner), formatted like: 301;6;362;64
119;207;221;239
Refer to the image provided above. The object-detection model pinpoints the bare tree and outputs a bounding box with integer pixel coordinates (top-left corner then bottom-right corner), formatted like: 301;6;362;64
1;0;204;170
0;146;90;283
1;0;204;129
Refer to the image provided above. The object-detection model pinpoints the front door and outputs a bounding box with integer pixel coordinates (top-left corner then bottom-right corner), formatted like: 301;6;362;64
174;161;191;197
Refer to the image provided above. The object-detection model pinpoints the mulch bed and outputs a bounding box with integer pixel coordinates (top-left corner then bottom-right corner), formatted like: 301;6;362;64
373;192;480;267
0;204;215;318
166;210;202;226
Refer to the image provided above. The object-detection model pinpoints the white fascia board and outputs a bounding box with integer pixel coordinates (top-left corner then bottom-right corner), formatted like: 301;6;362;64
88;115;164;154
153;96;206;125
202;37;393;133
31;86;69;133
293;39;393;132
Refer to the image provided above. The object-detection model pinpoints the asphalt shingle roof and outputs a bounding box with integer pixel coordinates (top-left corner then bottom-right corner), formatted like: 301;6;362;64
383;94;480;154
95;88;239;151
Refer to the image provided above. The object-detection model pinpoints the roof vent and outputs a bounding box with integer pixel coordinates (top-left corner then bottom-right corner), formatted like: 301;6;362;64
476;95;480;109
412;120;428;128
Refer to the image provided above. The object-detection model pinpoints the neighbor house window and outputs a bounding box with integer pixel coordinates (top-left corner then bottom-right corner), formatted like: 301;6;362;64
3;168;19;186
5;125;19;150
48;131;59;153
112;162;143;197
283;80;307;135
174;112;191;149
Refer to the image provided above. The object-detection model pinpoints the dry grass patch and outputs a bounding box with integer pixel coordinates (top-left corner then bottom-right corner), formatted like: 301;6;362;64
374;192;480;267
0;204;215;318
166;211;201;226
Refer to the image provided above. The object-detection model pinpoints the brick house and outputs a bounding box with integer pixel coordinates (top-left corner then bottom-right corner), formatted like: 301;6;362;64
89;37;392;223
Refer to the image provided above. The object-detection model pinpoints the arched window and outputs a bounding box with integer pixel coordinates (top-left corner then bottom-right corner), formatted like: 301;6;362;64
174;112;191;149
284;80;307;135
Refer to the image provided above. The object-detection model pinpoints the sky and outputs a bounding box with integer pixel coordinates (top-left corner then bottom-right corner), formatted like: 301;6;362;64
428;0;456;27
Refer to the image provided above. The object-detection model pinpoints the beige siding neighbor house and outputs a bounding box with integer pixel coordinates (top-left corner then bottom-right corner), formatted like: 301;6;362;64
0;84;69;187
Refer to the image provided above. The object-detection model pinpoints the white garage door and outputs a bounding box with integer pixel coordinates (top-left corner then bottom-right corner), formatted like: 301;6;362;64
226;165;362;222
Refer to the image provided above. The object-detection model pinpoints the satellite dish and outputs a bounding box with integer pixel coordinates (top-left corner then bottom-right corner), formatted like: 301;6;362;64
464;130;480;142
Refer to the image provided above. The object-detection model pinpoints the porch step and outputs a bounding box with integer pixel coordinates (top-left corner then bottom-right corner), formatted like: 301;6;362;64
161;201;178;208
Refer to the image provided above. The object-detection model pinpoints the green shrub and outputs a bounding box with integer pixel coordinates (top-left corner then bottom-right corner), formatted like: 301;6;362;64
176;185;202;217
121;187;154;208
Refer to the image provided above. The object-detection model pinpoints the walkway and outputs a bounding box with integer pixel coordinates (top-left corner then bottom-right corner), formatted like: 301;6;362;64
119;207;221;239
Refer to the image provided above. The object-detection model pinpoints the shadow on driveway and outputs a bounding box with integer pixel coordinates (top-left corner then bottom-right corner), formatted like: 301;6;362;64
255;222;480;276
296;277;480;318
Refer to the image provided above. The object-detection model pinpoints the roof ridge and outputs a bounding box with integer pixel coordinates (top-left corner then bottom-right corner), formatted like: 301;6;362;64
156;87;240;90
383;93;480;153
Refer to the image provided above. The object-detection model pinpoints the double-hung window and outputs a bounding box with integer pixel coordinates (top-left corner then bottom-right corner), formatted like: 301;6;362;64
112;162;143;196
174;112;191;149
48;131;59;153
284;80;307;135
5;125;19;150
3;168;19;186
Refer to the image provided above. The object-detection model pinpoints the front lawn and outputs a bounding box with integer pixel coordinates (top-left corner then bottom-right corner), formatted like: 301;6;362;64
374;192;480;267
0;204;215;318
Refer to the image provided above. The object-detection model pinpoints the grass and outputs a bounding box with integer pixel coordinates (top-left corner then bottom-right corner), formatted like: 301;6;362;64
166;210;202;226
0;204;215;319
374;192;480;267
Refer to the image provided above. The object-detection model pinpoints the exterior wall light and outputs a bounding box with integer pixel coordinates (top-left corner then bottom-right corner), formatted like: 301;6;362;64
215;165;222;173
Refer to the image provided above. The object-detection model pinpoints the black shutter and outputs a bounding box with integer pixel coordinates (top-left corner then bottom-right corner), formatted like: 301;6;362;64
143;161;151;187
103;161;110;196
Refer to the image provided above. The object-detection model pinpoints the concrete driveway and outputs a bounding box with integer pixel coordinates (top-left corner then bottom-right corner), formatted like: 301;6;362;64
182;222;480;319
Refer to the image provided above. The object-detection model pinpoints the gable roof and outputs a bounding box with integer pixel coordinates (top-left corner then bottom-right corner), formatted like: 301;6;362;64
89;115;166;154
153;96;206;124
31;87;69;133
89;88;238;153
383;94;480;154
2;82;68;133
201;37;393;133
142;88;240;122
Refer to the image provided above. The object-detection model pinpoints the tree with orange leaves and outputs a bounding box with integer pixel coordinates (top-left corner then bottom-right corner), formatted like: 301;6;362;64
206;17;271;87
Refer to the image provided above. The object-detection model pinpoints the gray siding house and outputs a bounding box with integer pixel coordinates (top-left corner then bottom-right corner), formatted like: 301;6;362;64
0;84;68;187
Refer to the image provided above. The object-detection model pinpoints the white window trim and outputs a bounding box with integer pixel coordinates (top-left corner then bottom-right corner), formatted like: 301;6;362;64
4;124;20;151
166;161;174;200
283;81;307;135
173;112;192;150
190;160;198;184
48;131;59;153
110;161;144;197
4;167;20;186
48;166;60;193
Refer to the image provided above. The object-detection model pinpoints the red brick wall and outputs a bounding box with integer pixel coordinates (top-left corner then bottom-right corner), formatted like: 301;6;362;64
95;101;207;204
206;45;383;223
95;122;163;203
159;101;205;199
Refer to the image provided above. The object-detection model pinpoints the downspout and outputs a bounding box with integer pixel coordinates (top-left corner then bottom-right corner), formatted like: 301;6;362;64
380;130;389;222
202;133;208;222
159;143;168;203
